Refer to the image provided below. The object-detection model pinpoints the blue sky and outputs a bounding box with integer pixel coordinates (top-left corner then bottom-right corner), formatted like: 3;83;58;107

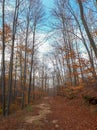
38;0;54;55
42;0;54;11
42;0;54;24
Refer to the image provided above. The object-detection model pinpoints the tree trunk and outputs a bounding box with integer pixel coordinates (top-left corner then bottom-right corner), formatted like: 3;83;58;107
2;0;6;116
28;23;36;104
78;0;97;57
68;5;96;79
7;0;19;115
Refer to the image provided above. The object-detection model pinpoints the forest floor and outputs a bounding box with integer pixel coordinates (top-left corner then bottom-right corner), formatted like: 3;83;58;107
0;95;97;130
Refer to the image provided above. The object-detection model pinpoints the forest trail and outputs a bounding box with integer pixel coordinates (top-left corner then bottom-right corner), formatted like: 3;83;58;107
0;96;97;130
25;97;51;124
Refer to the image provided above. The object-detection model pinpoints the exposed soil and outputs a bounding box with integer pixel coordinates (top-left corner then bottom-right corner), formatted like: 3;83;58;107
25;103;51;123
45;96;97;130
0;96;97;130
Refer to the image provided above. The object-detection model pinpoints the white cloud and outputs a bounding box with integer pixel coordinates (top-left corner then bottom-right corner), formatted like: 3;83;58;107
28;32;52;55
37;33;52;54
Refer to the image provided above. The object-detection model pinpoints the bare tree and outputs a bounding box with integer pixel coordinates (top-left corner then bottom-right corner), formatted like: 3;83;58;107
28;0;44;104
68;3;97;80
7;0;20;115
78;0;97;58
1;0;6;116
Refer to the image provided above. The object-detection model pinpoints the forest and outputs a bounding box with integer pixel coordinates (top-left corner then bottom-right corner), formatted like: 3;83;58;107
0;0;97;129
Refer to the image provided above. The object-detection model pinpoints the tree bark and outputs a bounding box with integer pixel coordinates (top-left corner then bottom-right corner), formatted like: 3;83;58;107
78;0;97;58
7;0;19;115
2;0;6;116
68;4;97;79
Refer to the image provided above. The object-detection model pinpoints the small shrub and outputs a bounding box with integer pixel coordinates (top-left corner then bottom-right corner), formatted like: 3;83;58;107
26;105;32;112
0;108;2;114
67;93;76;99
83;95;93;102
83;95;97;105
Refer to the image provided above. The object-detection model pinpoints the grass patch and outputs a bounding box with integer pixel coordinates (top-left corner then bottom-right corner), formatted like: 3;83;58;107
82;95;97;105
66;92;76;99
26;104;33;112
83;95;93;102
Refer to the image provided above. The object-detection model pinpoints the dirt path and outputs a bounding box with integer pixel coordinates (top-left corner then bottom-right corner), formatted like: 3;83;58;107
44;96;97;130
24;96;97;130
25;101;51;123
0;96;97;130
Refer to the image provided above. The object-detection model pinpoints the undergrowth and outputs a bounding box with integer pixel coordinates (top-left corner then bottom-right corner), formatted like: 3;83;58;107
26;105;33;112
